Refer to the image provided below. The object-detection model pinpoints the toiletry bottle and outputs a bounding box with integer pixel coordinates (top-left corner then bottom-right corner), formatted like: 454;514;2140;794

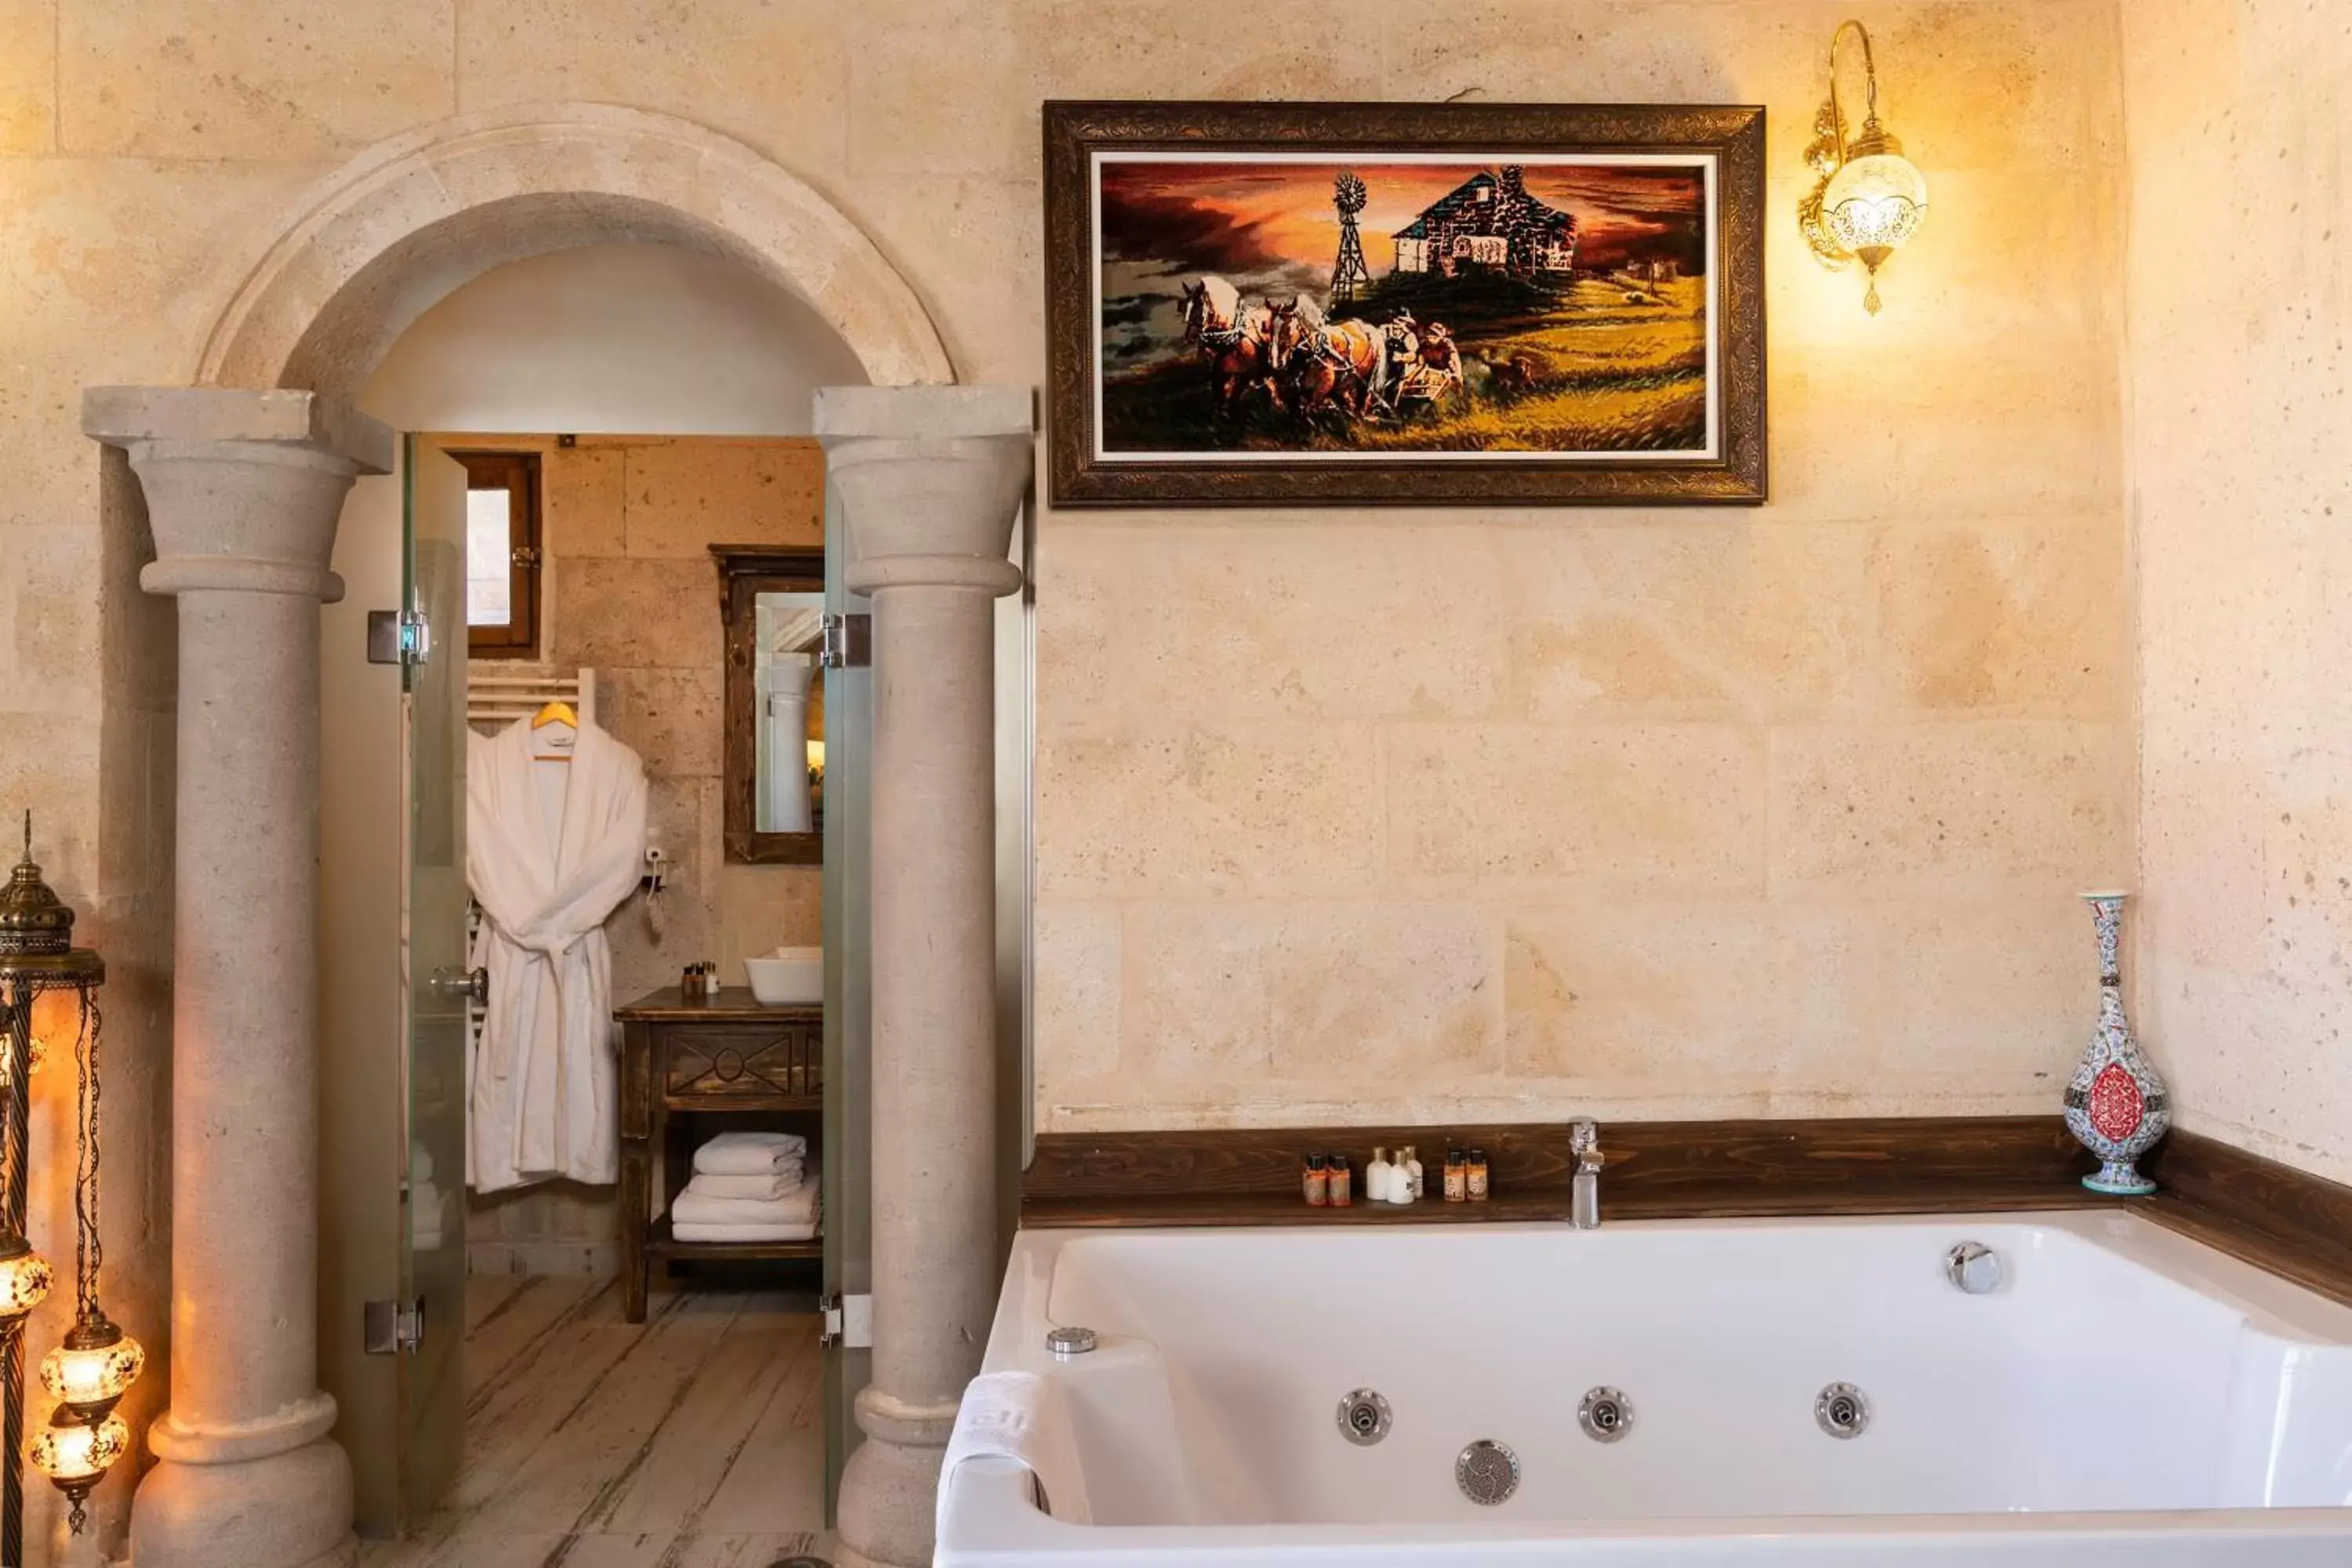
1329;1155;1353;1207
1367;1146;1394;1205
1444;1147;1467;1203
1304;1153;1329;1207
1403;1145;1425;1202
1468;1147;1490;1202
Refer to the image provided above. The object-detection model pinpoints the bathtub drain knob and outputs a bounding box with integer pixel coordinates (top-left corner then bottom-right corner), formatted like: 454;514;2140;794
1045;1326;1098;1358
1945;1241;2004;1295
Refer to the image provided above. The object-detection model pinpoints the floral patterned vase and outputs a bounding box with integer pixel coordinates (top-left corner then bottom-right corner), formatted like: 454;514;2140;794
2063;891;2169;1195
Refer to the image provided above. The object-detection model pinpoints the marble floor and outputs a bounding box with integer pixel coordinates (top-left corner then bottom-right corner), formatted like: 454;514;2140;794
360;1273;835;1568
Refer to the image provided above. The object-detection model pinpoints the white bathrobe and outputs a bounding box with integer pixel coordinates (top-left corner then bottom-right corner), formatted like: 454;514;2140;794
466;717;648;1192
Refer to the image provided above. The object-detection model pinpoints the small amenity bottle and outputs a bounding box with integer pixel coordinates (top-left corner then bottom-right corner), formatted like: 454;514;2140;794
1402;1145;1425;1202
1329;1155;1353;1207
1367;1147;1395;1205
1303;1153;1329;1207
1467;1148;1490;1202
1444;1148;1467;1203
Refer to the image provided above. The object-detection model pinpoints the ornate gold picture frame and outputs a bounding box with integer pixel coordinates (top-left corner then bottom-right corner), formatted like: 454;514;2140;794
1044;100;1766;507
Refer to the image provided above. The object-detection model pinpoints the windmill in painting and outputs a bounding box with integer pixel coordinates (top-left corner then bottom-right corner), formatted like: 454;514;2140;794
1330;171;1372;306
1094;154;1710;459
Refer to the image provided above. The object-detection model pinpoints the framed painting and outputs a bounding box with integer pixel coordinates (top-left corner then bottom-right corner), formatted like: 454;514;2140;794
1044;101;1766;507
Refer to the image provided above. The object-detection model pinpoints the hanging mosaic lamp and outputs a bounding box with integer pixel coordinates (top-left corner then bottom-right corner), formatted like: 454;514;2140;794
0;814;132;1534
24;1406;129;1532
0;1237;49;1322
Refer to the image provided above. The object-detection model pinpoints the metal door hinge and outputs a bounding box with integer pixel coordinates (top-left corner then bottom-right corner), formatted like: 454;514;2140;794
818;613;871;670
511;545;543;568
365;609;433;667
820;1290;873;1349
364;1298;426;1355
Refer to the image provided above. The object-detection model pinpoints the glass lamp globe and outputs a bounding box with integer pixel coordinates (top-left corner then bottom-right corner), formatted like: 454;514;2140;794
0;1027;45;1087
0;1238;52;1319
27;1406;130;1530
1822;124;1929;310
26;1408;129;1486
40;1316;145;1421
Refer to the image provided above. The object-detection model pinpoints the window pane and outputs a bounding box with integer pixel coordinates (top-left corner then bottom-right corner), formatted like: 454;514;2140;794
465;488;512;626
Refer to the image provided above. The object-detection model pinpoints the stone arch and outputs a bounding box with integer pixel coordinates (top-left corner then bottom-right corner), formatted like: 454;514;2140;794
194;101;953;397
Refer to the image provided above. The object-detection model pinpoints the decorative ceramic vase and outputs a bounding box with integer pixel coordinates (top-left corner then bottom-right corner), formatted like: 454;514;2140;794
2063;891;2169;1195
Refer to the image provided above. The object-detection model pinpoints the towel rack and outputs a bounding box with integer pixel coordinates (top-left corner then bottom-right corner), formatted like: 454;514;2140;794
467;666;597;730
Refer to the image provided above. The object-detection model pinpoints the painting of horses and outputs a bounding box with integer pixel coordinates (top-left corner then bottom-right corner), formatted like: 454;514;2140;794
1045;103;1766;506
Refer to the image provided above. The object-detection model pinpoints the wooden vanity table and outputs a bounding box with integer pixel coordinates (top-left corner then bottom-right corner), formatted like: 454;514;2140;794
615;986;823;1322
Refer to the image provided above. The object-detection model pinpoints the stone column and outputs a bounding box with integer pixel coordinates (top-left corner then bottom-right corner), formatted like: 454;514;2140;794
820;386;1032;1568
83;388;391;1568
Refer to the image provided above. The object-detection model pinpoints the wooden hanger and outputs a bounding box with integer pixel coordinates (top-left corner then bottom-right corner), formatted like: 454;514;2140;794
530;699;579;763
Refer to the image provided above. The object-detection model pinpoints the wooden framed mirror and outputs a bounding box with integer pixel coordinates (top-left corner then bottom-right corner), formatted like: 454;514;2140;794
713;544;827;865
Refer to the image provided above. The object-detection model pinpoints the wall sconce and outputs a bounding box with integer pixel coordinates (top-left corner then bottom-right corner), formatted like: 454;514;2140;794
1799;20;1930;314
0;816;138;1541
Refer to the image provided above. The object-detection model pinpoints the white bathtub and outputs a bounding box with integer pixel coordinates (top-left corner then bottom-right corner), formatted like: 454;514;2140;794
938;1212;2352;1564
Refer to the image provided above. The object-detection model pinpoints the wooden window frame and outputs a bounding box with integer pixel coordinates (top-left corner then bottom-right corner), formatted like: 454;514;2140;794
456;450;543;661
712;544;826;866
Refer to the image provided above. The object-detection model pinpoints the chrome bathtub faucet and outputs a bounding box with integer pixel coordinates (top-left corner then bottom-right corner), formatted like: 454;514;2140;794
1570;1120;1602;1229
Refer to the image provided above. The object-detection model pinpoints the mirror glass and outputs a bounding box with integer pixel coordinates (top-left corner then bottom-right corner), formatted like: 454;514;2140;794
755;590;826;836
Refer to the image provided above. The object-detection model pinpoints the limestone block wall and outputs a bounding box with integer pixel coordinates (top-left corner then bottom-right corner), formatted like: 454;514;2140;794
463;434;826;1266
1028;4;2136;1131
2123;0;2352;1184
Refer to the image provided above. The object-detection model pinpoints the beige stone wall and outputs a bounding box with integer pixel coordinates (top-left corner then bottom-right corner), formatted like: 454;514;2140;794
1030;7;2135;1130
463;434;826;1264
2124;0;2352;1184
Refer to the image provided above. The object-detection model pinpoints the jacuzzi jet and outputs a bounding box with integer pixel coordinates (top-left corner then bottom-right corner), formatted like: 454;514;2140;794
1337;1388;1392;1446
1455;1439;1520;1505
1577;1386;1634;1443
1816;1382;1871;1439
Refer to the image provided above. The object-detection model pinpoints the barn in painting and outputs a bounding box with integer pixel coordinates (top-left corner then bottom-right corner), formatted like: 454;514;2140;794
1392;165;1579;280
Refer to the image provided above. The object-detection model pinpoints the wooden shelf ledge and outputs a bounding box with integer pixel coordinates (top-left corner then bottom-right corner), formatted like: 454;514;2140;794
1022;1119;2352;1310
647;1213;822;1261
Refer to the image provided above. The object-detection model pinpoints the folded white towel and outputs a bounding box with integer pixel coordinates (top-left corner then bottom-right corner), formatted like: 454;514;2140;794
693;1131;808;1175
939;1370;1091;1537
671;1219;818;1243
684;1168;803;1201
411;1181;449;1251
673;1180;818;1228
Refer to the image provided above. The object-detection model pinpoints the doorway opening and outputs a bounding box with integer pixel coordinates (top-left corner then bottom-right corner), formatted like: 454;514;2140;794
319;241;869;1563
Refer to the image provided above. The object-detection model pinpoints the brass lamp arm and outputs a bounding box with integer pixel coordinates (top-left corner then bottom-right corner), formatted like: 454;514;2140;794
1828;19;1884;169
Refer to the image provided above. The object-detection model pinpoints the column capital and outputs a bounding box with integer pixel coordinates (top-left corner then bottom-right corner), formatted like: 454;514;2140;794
83;387;394;475
83;387;390;603
817;386;1033;597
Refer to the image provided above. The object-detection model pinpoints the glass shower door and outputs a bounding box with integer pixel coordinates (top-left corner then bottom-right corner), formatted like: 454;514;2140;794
822;487;873;1519
399;437;471;1520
